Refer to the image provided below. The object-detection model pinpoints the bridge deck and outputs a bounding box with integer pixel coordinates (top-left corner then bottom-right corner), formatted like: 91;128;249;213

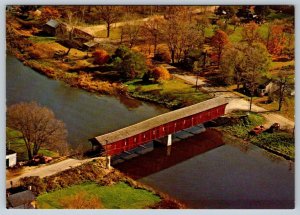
94;97;228;146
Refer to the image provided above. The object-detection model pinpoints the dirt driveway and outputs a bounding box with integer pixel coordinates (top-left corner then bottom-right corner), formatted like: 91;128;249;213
6;157;102;188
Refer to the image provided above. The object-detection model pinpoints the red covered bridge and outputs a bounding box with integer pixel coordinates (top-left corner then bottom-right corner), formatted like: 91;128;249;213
90;97;228;164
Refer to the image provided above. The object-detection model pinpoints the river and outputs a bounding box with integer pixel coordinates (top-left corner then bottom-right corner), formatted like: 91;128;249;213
6;56;294;209
6;55;168;150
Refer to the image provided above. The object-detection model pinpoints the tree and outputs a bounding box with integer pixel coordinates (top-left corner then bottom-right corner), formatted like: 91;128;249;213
40;6;61;22
140;16;163;55
275;71;294;111
220;42;271;110
195;16;210;38
161;11;204;64
97;6;121;38
7;102;68;160
62;9;80;55
93;49;110;65
230;16;241;31
242;43;271;111
112;46;147;80
267;25;287;56
120;22;142;48
254;5;270;19
242;22;260;45
211;30;229;67
220;43;246;88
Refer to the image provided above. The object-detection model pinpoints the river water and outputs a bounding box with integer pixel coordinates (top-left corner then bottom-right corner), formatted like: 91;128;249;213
6;55;168;150
6;56;294;209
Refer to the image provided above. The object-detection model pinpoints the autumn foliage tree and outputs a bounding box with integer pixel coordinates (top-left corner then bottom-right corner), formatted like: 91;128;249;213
40;6;61;22
93;49;110;65
242;22;260;45
152;66;171;82
7;102;68;160
211;30;229;67
267;25;287;56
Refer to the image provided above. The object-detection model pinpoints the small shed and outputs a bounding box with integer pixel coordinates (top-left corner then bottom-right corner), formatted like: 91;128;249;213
72;28;94;43
83;40;99;51
7;190;36;209
6;149;17;168
43;19;60;36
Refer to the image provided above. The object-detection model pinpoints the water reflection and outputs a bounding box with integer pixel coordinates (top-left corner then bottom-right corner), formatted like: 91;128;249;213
114;129;224;180
117;95;143;110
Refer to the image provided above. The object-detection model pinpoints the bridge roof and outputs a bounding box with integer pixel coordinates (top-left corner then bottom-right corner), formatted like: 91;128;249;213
94;97;228;145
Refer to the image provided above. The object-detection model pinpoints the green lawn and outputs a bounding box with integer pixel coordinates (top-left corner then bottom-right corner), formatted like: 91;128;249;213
37;182;161;209
6;127;59;161
125;78;212;109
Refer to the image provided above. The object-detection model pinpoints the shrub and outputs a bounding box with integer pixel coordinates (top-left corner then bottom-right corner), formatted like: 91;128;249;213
27;47;50;59
20;176;46;195
93;49;110;65
154;45;171;63
152;66;171;82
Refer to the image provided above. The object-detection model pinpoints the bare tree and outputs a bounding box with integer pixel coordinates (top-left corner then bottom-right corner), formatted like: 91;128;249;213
7;102;68;160
276;71;294;111
120;16;142;48
97;6;121;38
140;16;163;55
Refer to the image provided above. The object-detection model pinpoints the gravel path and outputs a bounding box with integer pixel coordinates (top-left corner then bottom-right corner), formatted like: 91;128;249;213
6;157;102;188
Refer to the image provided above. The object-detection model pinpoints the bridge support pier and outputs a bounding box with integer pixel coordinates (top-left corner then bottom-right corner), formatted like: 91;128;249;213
163;134;172;146
106;155;111;169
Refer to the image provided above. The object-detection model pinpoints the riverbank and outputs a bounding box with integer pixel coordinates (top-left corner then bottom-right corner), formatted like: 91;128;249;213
217;112;294;161
18;159;185;209
7;14;212;110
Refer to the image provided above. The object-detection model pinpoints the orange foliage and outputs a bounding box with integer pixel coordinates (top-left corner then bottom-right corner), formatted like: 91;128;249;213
92;49;110;65
268;25;287;56
59;191;103;209
211;30;229;66
152;66;171;82
40;6;61;21
155;45;171;63
242;22;260;44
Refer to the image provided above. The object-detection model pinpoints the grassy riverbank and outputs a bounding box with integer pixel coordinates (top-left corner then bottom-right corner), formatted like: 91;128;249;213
126;79;212;109
20;159;185;209
37;182;160;209
220;112;294;160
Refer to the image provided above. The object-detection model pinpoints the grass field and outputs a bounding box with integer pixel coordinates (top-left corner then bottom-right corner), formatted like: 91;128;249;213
125;77;212;109
6;127;59;161
37;182;161;209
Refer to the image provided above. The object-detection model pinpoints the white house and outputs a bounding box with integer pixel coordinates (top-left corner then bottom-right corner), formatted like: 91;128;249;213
6;150;17;167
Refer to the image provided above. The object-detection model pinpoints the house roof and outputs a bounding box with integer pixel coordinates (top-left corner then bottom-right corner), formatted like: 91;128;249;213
83;40;99;48
6;149;16;155
7;190;35;208
45;19;60;28
94;97;228;145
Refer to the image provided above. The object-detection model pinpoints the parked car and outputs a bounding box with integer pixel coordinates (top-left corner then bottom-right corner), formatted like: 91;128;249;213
249;125;266;135
29;155;53;165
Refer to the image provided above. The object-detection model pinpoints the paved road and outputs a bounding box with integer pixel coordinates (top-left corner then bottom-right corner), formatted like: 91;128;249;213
6;157;101;188
173;74;295;131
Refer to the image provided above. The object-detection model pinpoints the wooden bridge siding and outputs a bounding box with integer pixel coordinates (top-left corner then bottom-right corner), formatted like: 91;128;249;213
104;104;227;156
